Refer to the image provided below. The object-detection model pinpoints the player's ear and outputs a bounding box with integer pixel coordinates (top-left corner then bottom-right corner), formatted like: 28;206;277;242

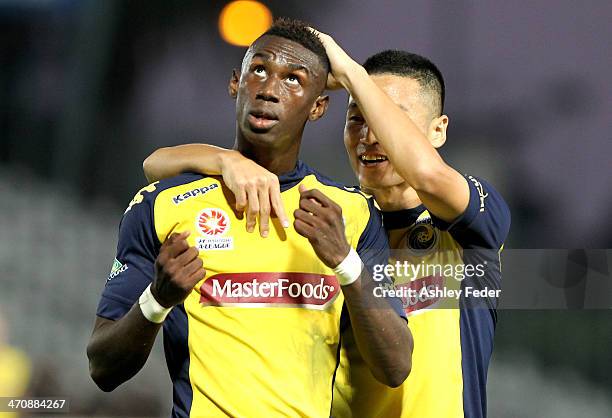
309;95;329;121
228;69;240;99
428;114;449;148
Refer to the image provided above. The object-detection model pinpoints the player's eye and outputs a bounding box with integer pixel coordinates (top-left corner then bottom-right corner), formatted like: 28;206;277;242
286;74;300;85
348;115;364;123
253;66;266;76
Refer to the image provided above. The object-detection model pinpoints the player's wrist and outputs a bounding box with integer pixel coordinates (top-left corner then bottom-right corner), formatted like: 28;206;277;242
139;284;172;324
218;149;243;173
333;247;363;286
336;63;367;90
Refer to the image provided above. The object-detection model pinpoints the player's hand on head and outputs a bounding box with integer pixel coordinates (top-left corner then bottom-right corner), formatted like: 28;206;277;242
219;151;289;237
308;27;358;88
151;231;206;308
293;184;351;268
325;73;343;91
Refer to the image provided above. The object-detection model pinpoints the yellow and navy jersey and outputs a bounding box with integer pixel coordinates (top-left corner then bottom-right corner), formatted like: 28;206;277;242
95;161;405;418
333;175;511;418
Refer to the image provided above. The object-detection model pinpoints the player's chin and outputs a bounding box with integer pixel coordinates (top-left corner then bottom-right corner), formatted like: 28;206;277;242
358;173;386;191
360;171;403;192
243;124;279;144
357;161;390;183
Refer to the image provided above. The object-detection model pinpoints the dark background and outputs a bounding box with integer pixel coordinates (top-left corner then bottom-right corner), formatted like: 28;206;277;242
1;0;611;416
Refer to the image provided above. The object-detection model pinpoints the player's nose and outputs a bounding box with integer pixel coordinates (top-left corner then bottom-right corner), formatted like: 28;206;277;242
360;127;378;145
255;77;280;103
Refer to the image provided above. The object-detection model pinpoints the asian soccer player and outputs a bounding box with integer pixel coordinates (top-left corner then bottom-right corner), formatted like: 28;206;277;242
87;19;412;418
143;27;510;418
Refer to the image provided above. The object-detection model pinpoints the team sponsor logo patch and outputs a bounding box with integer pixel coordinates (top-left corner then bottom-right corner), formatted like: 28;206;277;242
173;183;218;205
196;208;229;235
195;208;233;250
396;275;444;313
108;258;128;281
200;273;340;309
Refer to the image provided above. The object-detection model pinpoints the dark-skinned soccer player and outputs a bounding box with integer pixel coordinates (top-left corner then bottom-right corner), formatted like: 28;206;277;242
87;18;412;418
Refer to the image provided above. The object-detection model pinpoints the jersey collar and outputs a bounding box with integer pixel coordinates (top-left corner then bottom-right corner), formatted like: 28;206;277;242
278;160;310;191
381;204;427;230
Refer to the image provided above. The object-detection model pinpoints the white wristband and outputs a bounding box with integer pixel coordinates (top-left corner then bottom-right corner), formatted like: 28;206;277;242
333;248;363;286
139;284;172;324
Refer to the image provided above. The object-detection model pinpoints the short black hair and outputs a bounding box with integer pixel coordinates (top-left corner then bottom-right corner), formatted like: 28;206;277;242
363;50;445;115
261;17;330;73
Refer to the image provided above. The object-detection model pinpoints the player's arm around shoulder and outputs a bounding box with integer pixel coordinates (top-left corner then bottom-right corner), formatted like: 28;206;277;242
143;143;289;237
87;184;205;391
293;185;412;387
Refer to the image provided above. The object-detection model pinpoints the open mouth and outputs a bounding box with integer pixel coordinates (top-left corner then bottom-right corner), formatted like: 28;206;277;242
358;154;389;166
247;111;279;131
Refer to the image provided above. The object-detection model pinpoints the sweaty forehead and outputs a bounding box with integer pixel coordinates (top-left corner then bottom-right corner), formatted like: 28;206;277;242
244;35;324;77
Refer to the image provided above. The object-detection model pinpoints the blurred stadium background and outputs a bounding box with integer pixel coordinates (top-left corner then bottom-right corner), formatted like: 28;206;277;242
1;0;611;416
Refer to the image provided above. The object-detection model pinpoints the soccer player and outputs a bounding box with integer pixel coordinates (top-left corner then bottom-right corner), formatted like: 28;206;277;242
143;29;511;418
87;19;412;418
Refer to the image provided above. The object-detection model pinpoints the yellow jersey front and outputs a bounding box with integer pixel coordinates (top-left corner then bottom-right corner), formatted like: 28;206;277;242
96;161;401;418
333;175;510;418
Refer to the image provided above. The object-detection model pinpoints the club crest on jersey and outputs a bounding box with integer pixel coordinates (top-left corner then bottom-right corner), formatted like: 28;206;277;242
195;208;233;250
405;222;438;253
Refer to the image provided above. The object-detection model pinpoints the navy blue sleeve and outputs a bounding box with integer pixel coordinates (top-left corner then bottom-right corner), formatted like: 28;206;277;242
429;176;510;312
356;197;406;319
428;176;509;418
96;190;161;320
430;175;510;249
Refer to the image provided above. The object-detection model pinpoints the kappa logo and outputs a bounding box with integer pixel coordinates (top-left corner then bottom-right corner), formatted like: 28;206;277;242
173;183;218;205
195;208;233;250
415;213;433;226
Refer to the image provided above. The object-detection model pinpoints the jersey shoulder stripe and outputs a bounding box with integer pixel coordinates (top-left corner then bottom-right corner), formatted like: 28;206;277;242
96;173;208;320
127;172;207;213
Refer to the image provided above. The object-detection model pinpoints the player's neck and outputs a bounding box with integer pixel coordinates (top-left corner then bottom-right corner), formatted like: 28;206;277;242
372;183;422;212
234;135;301;175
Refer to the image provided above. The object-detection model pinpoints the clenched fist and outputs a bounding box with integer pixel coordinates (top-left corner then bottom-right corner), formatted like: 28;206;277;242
293;185;351;268
150;231;206;308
